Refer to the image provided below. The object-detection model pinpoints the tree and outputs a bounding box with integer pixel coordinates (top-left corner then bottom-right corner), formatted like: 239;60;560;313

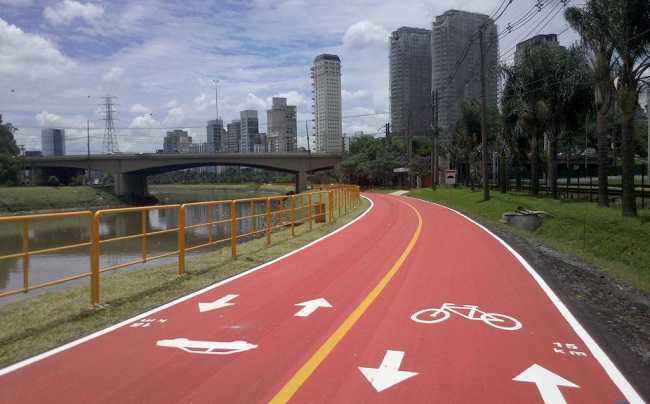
607;0;650;216
566;1;618;207
0;116;20;186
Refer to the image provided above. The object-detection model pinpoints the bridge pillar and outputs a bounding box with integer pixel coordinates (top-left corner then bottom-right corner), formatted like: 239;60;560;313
295;171;309;193
114;173;148;200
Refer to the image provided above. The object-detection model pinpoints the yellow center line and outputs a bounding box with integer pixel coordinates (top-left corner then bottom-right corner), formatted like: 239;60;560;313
269;199;423;403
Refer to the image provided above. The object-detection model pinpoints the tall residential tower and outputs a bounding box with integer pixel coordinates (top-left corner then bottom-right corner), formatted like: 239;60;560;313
432;10;498;145
41;128;66;156
239;110;259;153
389;27;432;138
311;54;342;153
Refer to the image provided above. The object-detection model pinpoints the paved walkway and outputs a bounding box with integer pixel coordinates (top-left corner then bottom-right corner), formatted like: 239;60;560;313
0;193;642;403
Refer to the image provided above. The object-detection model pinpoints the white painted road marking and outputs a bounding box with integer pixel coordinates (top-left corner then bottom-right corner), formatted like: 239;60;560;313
513;363;579;404
198;294;238;313
358;350;418;392
294;298;333;317
156;338;257;355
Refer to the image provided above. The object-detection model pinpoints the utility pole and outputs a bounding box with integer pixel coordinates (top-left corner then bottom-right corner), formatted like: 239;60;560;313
385;122;390;139
305;120;313;176
478;26;490;201
407;110;413;189
431;90;439;190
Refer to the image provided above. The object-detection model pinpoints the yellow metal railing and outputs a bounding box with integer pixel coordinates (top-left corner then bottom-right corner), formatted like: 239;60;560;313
0;185;361;306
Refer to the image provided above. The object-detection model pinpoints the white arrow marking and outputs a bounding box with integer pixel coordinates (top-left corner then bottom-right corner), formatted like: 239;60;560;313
358;350;418;392
294;298;332;317
513;363;579;404
198;294;238;313
156;338;257;355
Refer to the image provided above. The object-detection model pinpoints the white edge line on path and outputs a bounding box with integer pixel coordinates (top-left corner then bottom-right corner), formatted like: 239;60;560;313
0;196;376;377
404;195;644;404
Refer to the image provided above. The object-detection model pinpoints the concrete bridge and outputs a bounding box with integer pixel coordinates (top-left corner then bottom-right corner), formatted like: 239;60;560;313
24;153;342;199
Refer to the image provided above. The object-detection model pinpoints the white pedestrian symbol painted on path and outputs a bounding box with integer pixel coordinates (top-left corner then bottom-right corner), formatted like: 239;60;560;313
411;303;522;330
156;338;257;355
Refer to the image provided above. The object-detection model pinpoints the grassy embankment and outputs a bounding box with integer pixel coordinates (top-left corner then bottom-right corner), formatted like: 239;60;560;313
0;183;295;215
0;186;123;214
0;198;369;368
408;187;650;294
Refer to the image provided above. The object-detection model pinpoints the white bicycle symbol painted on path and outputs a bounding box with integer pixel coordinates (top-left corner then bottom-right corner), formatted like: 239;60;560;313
411;303;523;331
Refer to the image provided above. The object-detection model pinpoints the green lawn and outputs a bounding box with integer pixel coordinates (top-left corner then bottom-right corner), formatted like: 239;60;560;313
0;199;369;368
408;187;650;293
0;186;123;214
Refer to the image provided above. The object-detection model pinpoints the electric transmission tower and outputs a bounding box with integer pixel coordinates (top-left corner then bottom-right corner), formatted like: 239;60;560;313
100;96;119;154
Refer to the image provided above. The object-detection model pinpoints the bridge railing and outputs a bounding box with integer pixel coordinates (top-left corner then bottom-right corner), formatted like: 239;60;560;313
0;185;361;306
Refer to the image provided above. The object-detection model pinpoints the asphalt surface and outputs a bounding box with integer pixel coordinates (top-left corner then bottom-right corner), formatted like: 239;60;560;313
0;193;643;403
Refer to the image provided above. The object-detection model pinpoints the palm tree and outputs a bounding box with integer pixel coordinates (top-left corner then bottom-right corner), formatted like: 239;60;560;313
606;0;650;216
565;1;617;207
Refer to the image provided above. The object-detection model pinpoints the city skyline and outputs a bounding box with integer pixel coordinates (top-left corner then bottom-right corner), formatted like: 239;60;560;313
1;1;576;154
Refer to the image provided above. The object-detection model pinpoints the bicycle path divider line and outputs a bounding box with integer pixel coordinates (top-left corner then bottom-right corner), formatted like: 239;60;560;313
268;197;423;403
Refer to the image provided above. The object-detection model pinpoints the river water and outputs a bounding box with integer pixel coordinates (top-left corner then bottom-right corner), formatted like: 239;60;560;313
0;186;288;304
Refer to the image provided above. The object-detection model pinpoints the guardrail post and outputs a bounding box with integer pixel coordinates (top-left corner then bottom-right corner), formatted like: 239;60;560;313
178;206;186;276
338;189;342;217
141;210;148;263
90;213;100;306
207;205;213;244
328;190;334;224
251;201;256;233
266;197;272;245
308;193;313;230
230;201;237;258
290;195;296;237
21;222;29;293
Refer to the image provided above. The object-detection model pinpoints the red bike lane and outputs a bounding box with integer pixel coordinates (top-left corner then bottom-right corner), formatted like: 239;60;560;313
0;193;643;403
0;194;419;403
285;195;642;404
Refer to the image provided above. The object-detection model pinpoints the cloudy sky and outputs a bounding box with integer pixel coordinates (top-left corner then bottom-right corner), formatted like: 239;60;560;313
0;0;577;153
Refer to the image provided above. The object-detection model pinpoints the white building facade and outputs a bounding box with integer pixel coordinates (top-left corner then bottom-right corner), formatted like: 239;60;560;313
311;54;343;153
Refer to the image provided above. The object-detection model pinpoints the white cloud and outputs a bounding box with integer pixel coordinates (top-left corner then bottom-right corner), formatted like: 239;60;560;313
343;21;388;49
240;93;268;111
162;107;186;126
129;103;151;115
129;114;157;129
193;93;215;112
101;66;124;82
44;0;104;26
0;18;76;79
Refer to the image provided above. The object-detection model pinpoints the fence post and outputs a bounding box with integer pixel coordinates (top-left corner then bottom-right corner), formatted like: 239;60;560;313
328;191;334;223
308;193;313;230
230;201;237;258
21;221;29;293
207;204;213;244
290;195;296;237
266;197;272;245
251;201;256;233
141;210;148;263
90;213;100;306
178;206;186;275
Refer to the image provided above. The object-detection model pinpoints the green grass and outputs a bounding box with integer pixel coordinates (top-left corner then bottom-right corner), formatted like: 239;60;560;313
0;199;369;368
408;187;650;293
0;186;123;214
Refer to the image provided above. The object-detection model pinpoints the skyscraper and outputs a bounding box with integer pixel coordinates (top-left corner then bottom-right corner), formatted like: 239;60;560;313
311;54;342;153
432;10;498;145
239;110;259;153
390;27;432;138
225;120;241;153
41;128;66;156
267;97;297;152
206;119;227;152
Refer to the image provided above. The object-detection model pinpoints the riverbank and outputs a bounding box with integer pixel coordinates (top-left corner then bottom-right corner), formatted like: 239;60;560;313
0;183;295;215
0;186;124;215
0;198;369;368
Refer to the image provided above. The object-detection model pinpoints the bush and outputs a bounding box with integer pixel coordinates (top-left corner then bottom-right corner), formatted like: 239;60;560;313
47;176;60;186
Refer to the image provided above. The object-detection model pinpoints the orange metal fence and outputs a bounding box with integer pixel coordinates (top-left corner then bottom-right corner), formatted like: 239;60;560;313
0;185;361;306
